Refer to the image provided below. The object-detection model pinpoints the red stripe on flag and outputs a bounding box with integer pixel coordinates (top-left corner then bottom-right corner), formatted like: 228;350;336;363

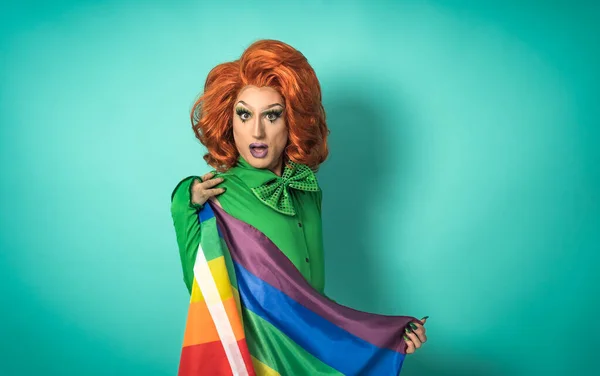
178;339;256;376
238;339;256;375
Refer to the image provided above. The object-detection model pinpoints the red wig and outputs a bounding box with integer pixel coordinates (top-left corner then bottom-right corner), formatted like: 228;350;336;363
191;39;329;172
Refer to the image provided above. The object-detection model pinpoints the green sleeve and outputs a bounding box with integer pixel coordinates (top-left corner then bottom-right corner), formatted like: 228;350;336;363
170;176;203;294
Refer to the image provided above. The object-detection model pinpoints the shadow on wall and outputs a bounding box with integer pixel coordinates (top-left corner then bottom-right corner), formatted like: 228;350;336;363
318;76;412;314
318;76;511;376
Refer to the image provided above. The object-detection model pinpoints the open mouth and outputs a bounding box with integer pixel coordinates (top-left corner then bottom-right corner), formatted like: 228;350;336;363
249;143;268;158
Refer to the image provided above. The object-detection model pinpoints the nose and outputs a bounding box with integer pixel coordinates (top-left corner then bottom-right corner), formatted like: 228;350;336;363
251;116;266;139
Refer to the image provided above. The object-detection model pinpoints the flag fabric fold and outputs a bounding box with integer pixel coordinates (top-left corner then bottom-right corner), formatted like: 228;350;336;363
178;201;417;376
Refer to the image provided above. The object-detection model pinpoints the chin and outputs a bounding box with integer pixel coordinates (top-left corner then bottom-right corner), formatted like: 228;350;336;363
246;156;273;169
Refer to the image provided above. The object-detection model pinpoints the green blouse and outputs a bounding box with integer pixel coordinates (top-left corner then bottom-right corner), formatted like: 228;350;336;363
170;156;325;295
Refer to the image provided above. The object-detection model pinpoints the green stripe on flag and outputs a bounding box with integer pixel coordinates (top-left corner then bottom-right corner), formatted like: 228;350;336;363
243;308;343;376
220;237;237;287
200;218;224;262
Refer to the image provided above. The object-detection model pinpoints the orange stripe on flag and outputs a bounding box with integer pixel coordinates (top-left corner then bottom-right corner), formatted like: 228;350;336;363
183;296;246;347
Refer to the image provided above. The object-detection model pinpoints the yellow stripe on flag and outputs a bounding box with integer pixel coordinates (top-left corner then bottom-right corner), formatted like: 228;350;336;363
191;256;233;303
251;356;280;376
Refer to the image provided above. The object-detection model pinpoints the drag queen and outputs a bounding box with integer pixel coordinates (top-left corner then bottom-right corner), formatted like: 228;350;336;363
170;39;427;375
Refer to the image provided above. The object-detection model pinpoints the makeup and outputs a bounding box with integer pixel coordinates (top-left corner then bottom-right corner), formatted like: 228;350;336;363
249;143;268;158
264;108;283;122
236;107;252;122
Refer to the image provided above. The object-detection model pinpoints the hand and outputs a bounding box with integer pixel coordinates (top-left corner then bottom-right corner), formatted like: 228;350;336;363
191;172;225;206
404;316;428;354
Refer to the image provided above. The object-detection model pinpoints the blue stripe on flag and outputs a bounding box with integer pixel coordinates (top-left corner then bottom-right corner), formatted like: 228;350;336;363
233;261;405;376
198;204;223;238
198;204;215;223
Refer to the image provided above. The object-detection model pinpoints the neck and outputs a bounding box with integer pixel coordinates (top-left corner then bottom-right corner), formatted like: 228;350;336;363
269;158;284;177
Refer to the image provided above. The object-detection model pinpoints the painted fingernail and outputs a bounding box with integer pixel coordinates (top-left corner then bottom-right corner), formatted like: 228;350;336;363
405;327;412;333
422;316;429;320
409;322;418;330
403;335;410;341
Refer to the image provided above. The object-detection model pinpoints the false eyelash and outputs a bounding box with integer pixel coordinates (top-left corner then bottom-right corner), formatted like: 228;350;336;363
236;107;252;122
236;107;251;116
264;109;283;121
264;109;283;116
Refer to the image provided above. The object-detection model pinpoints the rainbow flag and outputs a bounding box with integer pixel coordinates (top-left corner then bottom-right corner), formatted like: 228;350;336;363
178;202;418;375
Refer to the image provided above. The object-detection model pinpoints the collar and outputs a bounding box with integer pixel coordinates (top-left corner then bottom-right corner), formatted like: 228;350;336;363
226;154;320;216
228;155;284;189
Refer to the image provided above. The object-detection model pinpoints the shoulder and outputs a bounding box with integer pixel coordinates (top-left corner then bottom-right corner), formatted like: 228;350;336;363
170;169;237;197
170;175;199;202
213;170;252;191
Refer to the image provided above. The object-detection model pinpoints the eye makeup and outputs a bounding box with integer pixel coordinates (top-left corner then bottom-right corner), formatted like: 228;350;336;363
235;106;284;123
235;107;252;122
264;108;283;122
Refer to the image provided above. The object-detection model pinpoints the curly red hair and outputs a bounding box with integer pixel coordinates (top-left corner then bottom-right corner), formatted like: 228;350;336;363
191;39;329;172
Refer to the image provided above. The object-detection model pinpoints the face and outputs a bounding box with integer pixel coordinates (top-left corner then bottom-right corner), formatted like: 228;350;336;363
232;85;288;175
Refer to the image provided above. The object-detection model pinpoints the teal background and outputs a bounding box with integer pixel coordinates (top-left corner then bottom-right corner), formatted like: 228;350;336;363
1;1;598;375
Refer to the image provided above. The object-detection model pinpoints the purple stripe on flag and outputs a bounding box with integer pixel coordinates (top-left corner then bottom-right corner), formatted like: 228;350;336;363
210;202;417;354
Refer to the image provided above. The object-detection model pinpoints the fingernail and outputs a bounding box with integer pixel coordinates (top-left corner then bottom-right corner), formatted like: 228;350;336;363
405;327;412;333
422;316;429;320
403;335;410;341
409;322;418;330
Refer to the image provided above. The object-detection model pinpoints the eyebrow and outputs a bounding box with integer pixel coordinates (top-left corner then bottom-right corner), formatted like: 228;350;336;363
236;101;284;111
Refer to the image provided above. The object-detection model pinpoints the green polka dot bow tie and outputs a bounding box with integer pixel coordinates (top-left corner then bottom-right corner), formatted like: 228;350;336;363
251;161;320;216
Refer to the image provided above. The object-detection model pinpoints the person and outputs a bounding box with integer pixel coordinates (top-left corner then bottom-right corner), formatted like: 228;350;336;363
170;39;427;374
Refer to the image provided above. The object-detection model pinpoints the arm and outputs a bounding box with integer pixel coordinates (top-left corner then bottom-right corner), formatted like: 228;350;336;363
170;176;203;294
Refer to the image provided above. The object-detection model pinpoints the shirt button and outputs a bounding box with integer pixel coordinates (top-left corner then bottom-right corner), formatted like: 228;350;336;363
298;222;302;228
305;257;310;263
